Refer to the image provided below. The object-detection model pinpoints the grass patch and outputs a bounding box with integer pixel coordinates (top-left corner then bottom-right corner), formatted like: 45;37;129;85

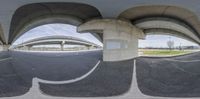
140;50;193;56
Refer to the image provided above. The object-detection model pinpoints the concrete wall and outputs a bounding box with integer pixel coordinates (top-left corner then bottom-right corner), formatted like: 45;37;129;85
103;26;139;61
78;19;144;61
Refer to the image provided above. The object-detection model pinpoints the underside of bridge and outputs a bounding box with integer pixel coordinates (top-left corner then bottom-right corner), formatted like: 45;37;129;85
0;2;199;61
78;5;200;61
9;2;103;44
13;36;101;51
119;5;200;44
0;25;5;44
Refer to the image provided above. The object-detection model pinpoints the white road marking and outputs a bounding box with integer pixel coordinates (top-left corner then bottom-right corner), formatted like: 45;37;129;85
34;60;101;84
163;58;200;62
0;57;12;62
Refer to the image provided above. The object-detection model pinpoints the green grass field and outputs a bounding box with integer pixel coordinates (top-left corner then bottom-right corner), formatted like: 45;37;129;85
140;49;193;56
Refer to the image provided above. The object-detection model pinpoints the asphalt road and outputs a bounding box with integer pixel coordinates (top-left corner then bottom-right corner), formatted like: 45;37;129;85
0;51;29;97
0;50;103;97
136;51;200;97
40;59;133;97
0;50;133;97
11;50;102;82
1;50;200;98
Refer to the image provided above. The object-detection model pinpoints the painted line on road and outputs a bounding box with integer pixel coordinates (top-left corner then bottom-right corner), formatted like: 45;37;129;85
0;57;12;62
33;60;101;84
163;59;200;62
125;59;148;98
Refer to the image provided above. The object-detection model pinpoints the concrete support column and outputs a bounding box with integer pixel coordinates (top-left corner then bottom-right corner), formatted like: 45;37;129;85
23;45;31;51
86;46;90;50
61;41;65;51
89;45;94;50
27;46;31;51
86;45;93;50
1;45;10;51
78;19;145;61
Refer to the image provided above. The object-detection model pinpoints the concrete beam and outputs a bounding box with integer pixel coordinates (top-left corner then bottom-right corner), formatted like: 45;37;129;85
9;2;103;44
134;17;200;44
119;5;200;42
78;19;144;61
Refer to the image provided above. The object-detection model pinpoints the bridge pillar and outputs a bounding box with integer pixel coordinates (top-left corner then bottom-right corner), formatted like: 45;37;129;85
89;45;94;50
23;45;31;51
1;45;11;51
78;19;145;61
60;41;65;51
27;46;31;51
86;45;93;50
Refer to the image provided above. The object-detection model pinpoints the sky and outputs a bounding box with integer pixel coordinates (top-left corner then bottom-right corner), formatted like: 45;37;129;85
13;24;199;48
13;24;103;46
139;35;198;48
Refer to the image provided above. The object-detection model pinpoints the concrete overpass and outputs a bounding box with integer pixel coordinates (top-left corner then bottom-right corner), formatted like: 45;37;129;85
0;0;200;61
12;36;102;51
